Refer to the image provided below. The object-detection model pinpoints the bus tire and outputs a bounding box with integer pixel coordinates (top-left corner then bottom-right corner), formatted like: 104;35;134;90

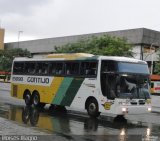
22;106;31;124
32;91;45;108
86;98;100;118
24;91;32;106
30;107;39;126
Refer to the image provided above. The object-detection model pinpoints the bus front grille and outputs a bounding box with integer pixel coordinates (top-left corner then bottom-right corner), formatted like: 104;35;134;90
130;102;137;105
139;100;145;105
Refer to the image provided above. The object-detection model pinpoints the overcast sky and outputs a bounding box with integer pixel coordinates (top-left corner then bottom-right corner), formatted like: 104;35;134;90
1;0;160;43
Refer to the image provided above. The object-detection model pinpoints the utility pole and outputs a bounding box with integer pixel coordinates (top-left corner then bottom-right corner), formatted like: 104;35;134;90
18;31;23;49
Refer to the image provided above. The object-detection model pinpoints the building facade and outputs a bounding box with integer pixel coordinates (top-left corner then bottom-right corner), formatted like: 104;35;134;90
4;28;160;72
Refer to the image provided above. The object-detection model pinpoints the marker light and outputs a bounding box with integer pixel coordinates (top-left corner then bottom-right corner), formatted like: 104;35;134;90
147;107;152;112
120;128;126;136
147;128;151;136
122;107;127;112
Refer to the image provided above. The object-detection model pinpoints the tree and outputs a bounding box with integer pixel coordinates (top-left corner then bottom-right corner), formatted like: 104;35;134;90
0;48;31;72
154;52;160;74
154;62;160;75
153;48;160;74
55;35;133;57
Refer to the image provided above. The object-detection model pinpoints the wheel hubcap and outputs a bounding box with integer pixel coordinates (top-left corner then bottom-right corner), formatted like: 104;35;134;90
34;95;39;105
25;95;30;103
89;103;96;112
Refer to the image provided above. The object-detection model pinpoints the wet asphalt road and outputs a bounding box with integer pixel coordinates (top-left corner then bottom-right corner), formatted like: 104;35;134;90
0;88;160;141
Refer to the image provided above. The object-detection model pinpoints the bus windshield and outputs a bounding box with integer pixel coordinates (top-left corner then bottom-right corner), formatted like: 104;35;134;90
101;60;150;100
118;62;150;74
116;74;150;99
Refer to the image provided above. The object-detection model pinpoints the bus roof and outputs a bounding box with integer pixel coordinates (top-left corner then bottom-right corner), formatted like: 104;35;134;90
47;53;94;59
99;56;147;64
13;53;147;64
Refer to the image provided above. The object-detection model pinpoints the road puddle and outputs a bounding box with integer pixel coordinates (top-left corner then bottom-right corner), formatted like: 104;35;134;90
0;103;159;140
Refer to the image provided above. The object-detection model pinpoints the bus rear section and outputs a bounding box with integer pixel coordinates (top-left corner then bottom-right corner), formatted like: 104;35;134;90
150;75;160;112
151;81;160;94
150;74;160;94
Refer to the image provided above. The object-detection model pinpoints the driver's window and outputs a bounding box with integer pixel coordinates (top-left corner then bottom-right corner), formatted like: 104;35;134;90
101;61;116;73
101;61;117;99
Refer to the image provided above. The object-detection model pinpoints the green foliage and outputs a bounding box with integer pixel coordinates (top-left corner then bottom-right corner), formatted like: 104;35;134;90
55;35;133;57
0;48;31;72
154;61;160;75
154;49;160;74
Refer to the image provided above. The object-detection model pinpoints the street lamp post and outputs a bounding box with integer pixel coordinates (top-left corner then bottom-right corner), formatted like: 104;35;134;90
18;31;23;49
150;43;155;75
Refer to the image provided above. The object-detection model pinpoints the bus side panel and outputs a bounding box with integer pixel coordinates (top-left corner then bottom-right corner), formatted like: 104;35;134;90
11;77;66;104
45;77;64;103
52;77;73;105
60;78;85;106
11;83;24;99
69;78;100;111
11;83;18;98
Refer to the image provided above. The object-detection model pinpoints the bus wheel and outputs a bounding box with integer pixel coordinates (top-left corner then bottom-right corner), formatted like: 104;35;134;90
86;99;100;118
22;106;31;124
30;107;39;126
32;92;45;108
24;91;32;106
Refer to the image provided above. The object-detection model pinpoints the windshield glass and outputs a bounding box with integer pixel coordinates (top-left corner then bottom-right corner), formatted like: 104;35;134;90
118;62;149;74
101;73;150;99
100;60;150;99
116;74;150;99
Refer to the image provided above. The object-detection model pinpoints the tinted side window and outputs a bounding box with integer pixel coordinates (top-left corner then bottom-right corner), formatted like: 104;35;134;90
65;62;80;75
41;62;49;75
36;62;49;75
101;60;117;73
80;61;97;77
49;62;56;75
36;62;43;74
55;63;64;75
13;62;24;74
25;62;36;75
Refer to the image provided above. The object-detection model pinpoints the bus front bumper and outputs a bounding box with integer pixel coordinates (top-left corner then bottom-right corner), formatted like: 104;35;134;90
117;105;152;115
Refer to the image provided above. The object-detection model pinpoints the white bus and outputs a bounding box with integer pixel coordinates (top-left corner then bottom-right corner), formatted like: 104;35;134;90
11;53;151;117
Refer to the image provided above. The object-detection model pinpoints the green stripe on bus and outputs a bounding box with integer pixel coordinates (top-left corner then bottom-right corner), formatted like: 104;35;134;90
52;77;73;105
51;117;70;132
60;78;84;106
51;117;62;132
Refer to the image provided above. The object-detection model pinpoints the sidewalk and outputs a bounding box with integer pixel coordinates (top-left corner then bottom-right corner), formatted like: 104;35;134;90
0;117;46;135
0;82;48;136
0;82;11;91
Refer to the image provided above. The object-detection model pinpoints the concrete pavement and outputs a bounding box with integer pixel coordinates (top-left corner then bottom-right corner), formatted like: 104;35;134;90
0;82;48;136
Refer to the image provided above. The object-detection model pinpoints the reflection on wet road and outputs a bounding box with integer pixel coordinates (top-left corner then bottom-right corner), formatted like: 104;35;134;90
0;90;160;141
0;104;157;135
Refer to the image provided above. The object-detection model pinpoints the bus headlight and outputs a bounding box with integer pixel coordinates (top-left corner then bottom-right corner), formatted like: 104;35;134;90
147;128;151;136
147;107;152;112
122;107;127;112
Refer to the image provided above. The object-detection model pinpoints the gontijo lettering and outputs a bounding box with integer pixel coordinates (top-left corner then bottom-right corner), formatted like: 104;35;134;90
27;77;49;84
